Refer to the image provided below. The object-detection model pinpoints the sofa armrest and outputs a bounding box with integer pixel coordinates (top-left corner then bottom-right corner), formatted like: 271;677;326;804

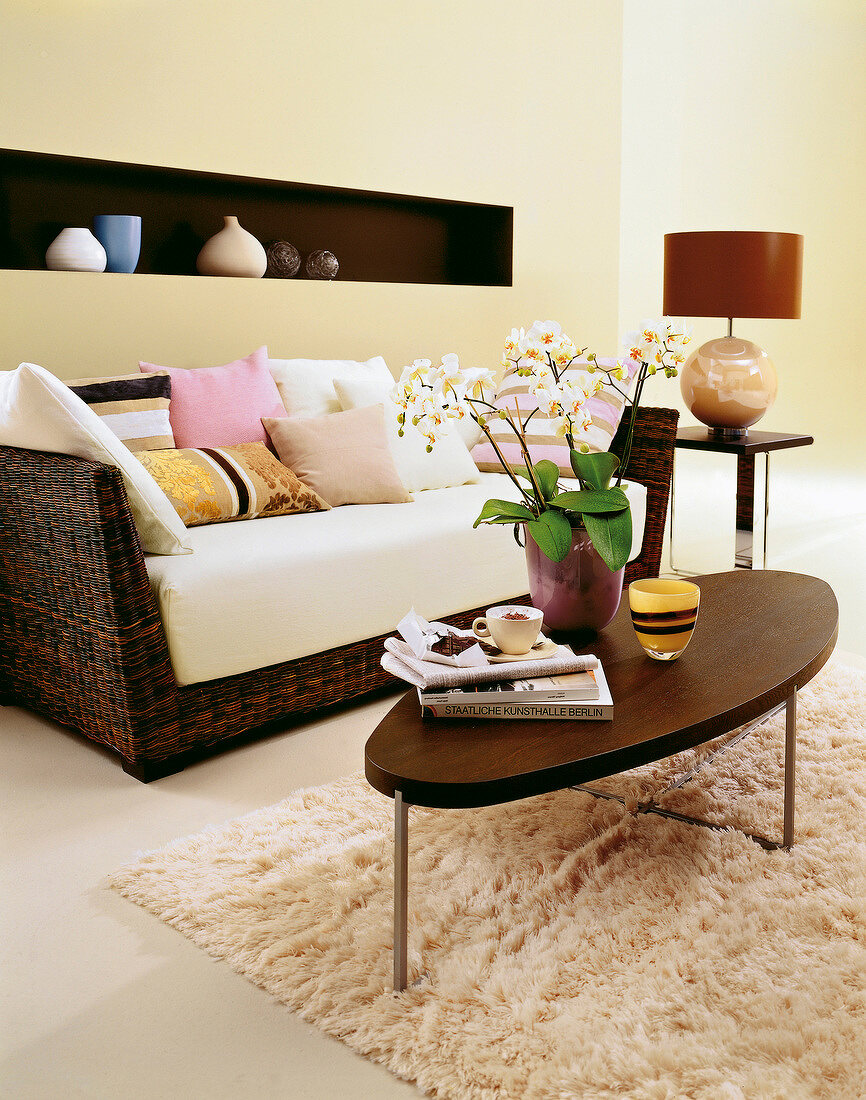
0;445;179;763
609;406;679;584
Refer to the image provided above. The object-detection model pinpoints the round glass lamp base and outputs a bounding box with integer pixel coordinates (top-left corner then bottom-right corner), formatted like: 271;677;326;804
679;336;777;436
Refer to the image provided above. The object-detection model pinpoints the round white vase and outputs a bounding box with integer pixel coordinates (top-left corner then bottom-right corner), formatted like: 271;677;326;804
196;216;267;278
45;227;107;272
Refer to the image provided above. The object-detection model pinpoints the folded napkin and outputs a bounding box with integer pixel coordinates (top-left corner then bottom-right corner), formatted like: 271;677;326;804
395;608;490;667
381;637;599;692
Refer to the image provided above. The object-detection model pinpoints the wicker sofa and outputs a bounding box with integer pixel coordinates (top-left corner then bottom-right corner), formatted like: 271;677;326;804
0;407;677;781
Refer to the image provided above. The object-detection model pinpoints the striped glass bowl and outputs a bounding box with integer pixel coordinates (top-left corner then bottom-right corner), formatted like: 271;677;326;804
628;578;700;661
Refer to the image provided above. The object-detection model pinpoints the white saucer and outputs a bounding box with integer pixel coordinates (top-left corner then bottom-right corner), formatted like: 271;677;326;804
487;638;559;662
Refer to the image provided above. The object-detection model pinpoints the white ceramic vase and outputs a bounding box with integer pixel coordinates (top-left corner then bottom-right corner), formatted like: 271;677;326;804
45;227;107;272
196;216;267;278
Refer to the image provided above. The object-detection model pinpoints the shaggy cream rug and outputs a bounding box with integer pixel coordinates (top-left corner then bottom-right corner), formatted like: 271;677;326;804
111;662;866;1100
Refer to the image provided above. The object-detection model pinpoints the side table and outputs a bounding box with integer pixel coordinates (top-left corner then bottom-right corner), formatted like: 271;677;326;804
670;427;813;573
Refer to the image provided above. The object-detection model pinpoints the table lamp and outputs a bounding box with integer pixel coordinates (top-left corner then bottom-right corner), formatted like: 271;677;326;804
663;231;803;439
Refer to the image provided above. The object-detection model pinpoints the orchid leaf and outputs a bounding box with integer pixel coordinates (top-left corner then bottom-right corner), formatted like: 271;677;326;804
527;508;573;562
549;487;629;514
583;508;632;573
531;459;560;502
472;499;535;528
569;449;620;490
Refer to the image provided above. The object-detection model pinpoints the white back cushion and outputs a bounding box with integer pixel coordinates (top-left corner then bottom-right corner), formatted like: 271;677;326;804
0;363;191;555
268;355;393;418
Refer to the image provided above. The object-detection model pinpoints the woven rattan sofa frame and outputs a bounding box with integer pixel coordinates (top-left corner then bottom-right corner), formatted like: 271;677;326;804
0;407;678;781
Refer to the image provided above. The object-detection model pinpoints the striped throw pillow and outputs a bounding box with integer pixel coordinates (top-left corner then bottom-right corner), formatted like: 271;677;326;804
134;442;330;527
67;372;174;451
471;357;639;477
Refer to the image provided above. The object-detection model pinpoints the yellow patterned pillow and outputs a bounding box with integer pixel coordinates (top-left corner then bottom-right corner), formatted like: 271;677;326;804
135;443;330;527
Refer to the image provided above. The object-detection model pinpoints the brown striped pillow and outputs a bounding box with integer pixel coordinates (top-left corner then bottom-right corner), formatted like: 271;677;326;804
66;372;174;451
134;442;330;527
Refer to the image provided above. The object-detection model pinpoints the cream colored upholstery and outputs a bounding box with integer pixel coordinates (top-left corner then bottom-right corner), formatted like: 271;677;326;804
144;473;646;686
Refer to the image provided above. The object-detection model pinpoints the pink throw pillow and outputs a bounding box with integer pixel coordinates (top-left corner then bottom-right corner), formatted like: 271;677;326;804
139;346;286;449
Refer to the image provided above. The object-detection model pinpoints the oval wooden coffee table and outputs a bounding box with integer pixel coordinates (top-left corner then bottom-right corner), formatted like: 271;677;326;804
365;570;838;990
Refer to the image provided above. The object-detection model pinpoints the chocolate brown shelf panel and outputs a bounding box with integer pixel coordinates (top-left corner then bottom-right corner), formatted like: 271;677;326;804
0;149;513;286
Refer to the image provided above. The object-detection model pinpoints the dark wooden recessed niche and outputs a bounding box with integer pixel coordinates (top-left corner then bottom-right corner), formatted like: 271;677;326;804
0;149;513;286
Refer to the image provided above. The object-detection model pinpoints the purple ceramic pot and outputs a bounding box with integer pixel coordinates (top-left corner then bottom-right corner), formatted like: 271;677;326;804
525;525;624;634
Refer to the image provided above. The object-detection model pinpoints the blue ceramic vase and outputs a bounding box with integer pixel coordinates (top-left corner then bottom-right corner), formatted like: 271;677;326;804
93;215;142;273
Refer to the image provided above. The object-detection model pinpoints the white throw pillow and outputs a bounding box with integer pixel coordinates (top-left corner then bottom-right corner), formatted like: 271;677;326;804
454;414;484;451
268;355;394;418
0;363;192;555
334;375;480;492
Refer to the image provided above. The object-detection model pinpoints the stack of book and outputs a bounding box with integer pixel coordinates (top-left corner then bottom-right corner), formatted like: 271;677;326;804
418;663;613;720
380;611;614;721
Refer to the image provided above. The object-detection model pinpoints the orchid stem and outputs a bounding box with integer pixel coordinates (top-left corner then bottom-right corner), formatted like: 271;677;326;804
477;420;536;507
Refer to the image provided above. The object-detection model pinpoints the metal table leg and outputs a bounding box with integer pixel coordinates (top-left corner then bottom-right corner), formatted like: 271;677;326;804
735;452;770;569
668;450;699;577
393;789;408;992
783;690;796;849
573;689;797;851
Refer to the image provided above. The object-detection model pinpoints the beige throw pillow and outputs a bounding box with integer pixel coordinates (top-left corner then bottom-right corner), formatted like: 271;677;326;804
262;405;411;507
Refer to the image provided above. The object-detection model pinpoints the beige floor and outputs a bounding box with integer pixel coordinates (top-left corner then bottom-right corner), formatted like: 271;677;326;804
2;467;864;1100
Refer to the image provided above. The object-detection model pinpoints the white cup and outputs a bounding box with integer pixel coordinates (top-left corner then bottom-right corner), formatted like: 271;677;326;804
472;605;544;655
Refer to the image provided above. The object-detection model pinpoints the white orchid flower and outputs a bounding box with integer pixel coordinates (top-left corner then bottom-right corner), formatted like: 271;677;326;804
553;340;578;367
559;375;591;410
550;414;572;438
624;322;660;365
556;374;587;406
420;391;446;420
502;328;525;362
410;392;448;442
527;361;555;389
525;320;563;347
624;318;692;369
407;358;433;383
519;340;546;364
584;372;605;399
438;352;462;380
430;353;465;405
663;320;693;357
462;367;497;399
395;360;433;398
391;384;411;409
534;383;569;418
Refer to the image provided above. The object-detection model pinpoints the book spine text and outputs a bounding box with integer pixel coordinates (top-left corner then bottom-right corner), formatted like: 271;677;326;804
420;703;613;720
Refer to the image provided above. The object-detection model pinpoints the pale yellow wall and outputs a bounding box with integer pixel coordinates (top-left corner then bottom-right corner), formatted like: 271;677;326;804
619;0;866;475
0;1;624;379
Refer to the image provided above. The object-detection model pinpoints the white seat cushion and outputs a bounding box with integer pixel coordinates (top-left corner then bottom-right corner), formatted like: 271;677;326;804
144;473;646;685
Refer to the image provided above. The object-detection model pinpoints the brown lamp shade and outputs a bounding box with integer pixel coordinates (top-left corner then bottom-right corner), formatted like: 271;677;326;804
663;231;803;319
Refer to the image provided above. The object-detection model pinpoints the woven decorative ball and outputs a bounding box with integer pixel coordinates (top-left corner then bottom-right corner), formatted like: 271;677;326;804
265;240;301;278
305;249;339;279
